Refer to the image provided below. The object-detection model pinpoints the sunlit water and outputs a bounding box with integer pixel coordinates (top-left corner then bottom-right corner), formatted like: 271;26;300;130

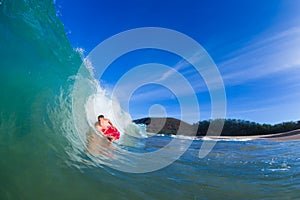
1;1;300;199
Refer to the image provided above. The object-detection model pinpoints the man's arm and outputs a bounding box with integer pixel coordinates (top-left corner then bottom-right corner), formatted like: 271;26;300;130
95;124;103;135
107;119;115;128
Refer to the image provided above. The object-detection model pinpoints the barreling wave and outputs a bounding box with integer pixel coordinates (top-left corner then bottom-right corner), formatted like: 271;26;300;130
0;0;145;186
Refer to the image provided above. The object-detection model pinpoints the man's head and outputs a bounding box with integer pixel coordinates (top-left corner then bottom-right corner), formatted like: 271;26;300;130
98;115;104;121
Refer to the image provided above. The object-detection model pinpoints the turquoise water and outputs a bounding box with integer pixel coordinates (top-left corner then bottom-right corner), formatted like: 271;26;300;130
1;1;300;199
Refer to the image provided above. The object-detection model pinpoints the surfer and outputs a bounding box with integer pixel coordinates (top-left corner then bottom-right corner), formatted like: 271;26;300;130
95;115;120;142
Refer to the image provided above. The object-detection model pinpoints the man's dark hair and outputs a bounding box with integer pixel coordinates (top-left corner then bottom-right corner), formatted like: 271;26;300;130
98;115;104;120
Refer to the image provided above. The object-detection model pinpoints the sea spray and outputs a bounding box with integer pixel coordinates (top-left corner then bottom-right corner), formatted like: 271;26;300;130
83;74;146;139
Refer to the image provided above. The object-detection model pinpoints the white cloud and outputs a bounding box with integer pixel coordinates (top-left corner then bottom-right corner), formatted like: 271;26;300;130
218;27;300;85
156;51;203;82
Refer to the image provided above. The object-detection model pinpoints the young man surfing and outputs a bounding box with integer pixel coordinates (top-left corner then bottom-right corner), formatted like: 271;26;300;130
95;115;120;142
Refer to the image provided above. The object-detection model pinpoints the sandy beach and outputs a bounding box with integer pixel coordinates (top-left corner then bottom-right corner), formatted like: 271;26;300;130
206;129;300;142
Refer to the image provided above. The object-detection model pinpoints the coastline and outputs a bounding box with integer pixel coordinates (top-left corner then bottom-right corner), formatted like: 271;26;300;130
200;129;300;142
146;129;300;142
135;117;300;142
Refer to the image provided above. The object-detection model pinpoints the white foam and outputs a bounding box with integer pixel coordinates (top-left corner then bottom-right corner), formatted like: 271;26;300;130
171;134;197;140
83;62;146;142
202;136;253;142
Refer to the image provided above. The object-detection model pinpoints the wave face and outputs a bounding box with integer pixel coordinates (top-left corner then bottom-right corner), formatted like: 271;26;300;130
0;0;107;198
1;1;300;199
0;1;147;198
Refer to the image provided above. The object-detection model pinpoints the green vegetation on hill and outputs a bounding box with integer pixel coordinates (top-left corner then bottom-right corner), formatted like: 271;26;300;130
195;119;300;136
133;118;300;136
133;117;196;135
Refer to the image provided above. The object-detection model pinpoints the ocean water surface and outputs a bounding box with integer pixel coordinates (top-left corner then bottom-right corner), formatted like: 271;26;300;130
1;1;300;199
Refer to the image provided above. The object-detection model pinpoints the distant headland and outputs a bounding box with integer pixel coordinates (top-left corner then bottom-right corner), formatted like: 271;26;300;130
133;117;300;140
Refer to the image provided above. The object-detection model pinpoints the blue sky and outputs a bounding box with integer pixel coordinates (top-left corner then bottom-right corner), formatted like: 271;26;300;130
55;0;300;124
